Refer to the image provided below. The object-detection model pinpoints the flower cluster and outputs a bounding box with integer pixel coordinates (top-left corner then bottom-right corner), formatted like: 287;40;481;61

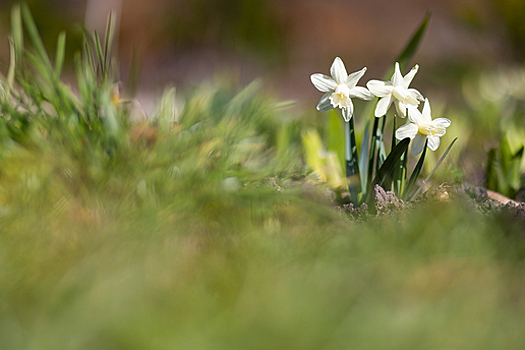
310;57;450;155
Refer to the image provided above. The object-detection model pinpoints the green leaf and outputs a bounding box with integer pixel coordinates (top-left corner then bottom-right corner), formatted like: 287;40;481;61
368;116;379;181
6;39;16;95
10;4;23;57
327;110;344;171
358;121;370;194
21;3;53;70
508;146;524;191
54;31;66;77
94;31;105;76
486;148;497;191
345;118;361;205
390;12;431;76
104;12;116;72
410;137;457;201
372;137;410;188
375;116;387;173
402;139;428;200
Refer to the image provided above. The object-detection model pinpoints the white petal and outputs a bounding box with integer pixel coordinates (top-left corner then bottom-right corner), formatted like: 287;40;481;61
316;92;333;112
342;104;354;122
311;73;337;92
346;67;367;88
427;136;440;151
407;88;424;101
375;94;393;117
433;118;451;128
403;64;419;88
349;86;373;100
430;119;450;137
395;123;418;140
366;80;393;97
394;100;407;117
331;57;347;84
407;104;424;125
392;62;403;86
411;133;427;156
421;98;432;123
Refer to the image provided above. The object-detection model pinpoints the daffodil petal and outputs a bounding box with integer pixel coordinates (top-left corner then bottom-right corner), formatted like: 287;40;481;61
330;57;348;84
394;100;407;117
433;118;451;128
395;122;418;140
407;104;424;124
346;67;367;88
403;64;419;88
316;92;333;111
421;98;432;123
427;135;440;151
411;133;427;156
392;62;403;86
407;88;424;101
342;105;353;122
349;86;373;100
311;73;337;92
375;94;393;117
367;80;393;97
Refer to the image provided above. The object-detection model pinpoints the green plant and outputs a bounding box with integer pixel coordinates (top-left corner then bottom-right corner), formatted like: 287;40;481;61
305;13;457;206
486;136;524;198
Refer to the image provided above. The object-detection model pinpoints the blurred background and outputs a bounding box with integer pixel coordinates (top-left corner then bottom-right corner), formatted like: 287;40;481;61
1;0;525;190
0;0;522;105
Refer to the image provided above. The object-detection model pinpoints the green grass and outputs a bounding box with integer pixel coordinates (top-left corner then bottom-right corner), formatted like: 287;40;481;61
1;4;525;350
2;146;525;349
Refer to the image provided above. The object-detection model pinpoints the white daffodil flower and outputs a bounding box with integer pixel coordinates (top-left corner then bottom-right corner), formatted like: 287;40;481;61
366;62;424;118
395;98;451;156
310;57;373;122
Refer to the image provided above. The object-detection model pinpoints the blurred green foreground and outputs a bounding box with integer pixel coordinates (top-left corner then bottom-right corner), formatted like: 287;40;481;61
1;4;525;350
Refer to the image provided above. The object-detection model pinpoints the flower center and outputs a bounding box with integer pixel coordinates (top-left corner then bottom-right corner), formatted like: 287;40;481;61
393;86;419;105
418;124;435;136
329;84;352;109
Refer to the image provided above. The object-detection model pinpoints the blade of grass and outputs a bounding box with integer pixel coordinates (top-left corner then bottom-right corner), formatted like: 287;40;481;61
409;137;457;201
6;39;16;96
54;31;66;77
21;3;53;70
104;12;116;73
94;31;105;77
11;4;23;58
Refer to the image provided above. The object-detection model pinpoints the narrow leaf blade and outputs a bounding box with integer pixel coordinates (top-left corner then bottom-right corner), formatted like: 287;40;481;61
410;137;457;201
402;139;428;200
372;137;410;187
54;31;66;77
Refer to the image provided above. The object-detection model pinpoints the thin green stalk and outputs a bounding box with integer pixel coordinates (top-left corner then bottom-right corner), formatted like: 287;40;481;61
391;116;397;151
375;115;387;174
345;118;360;205
367;116;379;183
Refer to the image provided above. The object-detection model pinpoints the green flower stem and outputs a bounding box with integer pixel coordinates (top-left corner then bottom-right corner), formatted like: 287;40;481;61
375;116;387;174
368;116;379;183
391;116;407;195
345;118;360;204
